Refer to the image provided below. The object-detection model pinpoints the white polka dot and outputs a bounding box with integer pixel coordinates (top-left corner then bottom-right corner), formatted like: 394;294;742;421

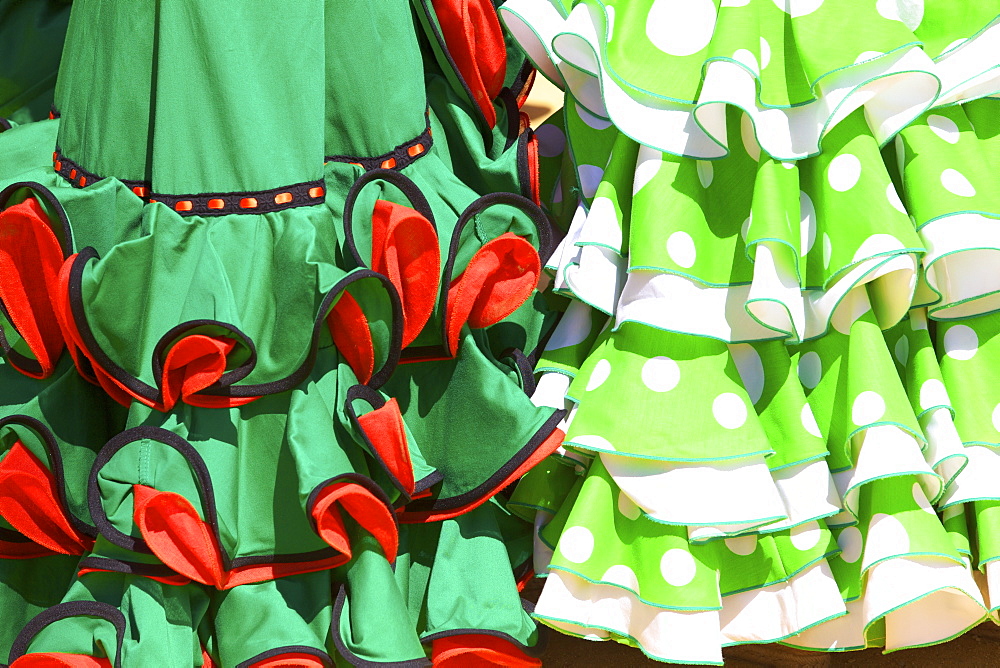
641;356;681;393
696;160;714;188
741;214;753;242
759;37;771;69
725;534;758;556
604;5;615;40
586;197;623;249
602;564;640;592
585;359;612;391
912;482;936;514
877;0;924;30
535;124;566;157
633;145;664;195
886;183;906;214
801;403;822;438
646;0;717;57
713;392;748;430
941;168;976;197
660;548;697;586
741;113;761;162
852;391;886;426
991;404;1000;433
822;233;832;269
864;513;910;568
852;233;904;263
576;104;612;130
827;154;862;192
799;191;816;256
918;378;949;411
771;0;824;18
926;114;960;144
570;434;615;452
559;526;595;563
730;344;764;404
667;231;697;268
855;51;884;64
578;165;605;199
837;526;863;563
797;351;822;389
732;49;758;75
943;324;978;361
618;491;642;520
894;335;909;365
790;522;823;551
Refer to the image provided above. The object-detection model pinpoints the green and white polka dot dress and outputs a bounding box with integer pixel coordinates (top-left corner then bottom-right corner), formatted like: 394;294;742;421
501;0;1000;663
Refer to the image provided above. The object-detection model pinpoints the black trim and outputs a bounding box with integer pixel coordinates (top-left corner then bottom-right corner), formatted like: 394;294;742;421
413;470;444;496
236;647;334;668
509;61;536;107
49;106;60;120
89;426;347;570
8;601;126;668
401;409;564;515
0;415;97;539
342;169;437;269
51;150;325;216
330;584;432;668
149;319;257;393
498;348;537;396
516;128;536;202
67;251;403;399
0;118;11;133
326;111;433;173
498;87;521;152
77;556;183;580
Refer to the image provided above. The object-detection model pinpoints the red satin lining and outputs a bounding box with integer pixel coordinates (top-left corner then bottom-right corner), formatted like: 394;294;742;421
526;133;541;207
445;233;540;355
249;653;328;668
357;398;415;497
132;485;351;589
398;428;564;524
370;200;440;349
431;0;507;127
0;442;92;555
311;481;398;563
328;291;375;385
0;198;66;378
431;634;541;668
10;653;113;668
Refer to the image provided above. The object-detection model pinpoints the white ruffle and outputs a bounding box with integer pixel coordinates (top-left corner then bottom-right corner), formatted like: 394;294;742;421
535;569;725;665
921;213;1000;319
499;1;970;160
615;246;916;344
940;445;1000;507
599;452;786;536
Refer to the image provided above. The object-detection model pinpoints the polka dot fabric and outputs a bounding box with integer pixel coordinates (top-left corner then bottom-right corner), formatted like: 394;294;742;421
502;0;1000;663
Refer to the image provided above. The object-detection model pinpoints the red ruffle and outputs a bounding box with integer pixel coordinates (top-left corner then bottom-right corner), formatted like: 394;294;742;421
0;198;67;378
0;442;93;555
431;634;541;667
10;653;112;668
445;233;540;356
431;0;507;127
328;291;376;385
249;653;328;668
370;200;440;349
357;398;415;497
311;480;398;563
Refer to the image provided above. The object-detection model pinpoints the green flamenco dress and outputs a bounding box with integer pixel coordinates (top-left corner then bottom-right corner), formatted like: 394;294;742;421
0;0;563;665
500;0;1000;663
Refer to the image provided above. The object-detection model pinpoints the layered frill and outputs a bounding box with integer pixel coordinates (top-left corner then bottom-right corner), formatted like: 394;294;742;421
501;0;1000;663
0;0;564;665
